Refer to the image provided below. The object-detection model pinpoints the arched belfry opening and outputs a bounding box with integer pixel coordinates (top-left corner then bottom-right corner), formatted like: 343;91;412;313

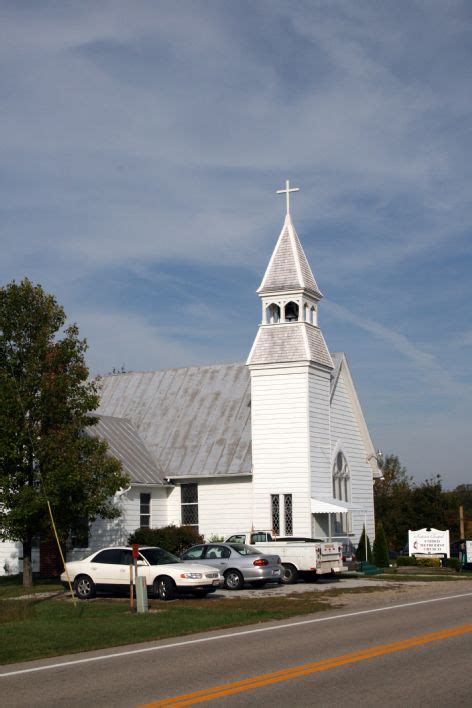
284;301;299;322
266;303;281;324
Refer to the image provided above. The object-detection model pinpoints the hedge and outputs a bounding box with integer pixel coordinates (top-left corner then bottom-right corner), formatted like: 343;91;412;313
396;555;416;566
415;556;441;568
396;556;447;568
128;525;204;555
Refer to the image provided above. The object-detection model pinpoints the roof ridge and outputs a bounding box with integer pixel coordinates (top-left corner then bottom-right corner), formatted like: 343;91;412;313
287;214;305;289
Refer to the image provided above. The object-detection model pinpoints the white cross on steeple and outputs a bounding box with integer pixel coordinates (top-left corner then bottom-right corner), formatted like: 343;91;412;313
276;179;300;216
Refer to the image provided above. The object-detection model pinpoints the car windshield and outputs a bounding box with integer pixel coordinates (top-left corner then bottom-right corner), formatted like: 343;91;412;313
139;548;181;565
229;544;261;556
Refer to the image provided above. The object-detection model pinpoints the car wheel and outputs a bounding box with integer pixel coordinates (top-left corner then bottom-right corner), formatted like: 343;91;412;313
281;564;298;584
74;574;96;600
250;580;267;588
224;569;244;590
154;576;176;601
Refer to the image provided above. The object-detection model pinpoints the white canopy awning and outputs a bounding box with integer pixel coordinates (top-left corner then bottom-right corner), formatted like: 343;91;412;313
311;498;364;514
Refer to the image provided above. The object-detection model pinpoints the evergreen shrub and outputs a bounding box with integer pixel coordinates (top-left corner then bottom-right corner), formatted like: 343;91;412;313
442;557;460;571
128;525;204;555
357;526;373;563
373;524;390;567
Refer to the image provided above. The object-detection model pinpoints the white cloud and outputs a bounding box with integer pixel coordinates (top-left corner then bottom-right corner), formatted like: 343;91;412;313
77;308;230;375
325;299;471;399
1;1;471;489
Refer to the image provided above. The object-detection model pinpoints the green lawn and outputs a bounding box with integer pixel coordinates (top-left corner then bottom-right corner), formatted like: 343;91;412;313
367;573;472;582
0;587;380;666
0;575;63;599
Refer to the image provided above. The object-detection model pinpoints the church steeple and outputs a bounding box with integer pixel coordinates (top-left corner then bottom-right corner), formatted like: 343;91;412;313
257;212;323;300
247;181;332;369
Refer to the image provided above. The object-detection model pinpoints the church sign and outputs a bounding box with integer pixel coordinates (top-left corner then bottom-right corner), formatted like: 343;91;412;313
408;528;450;557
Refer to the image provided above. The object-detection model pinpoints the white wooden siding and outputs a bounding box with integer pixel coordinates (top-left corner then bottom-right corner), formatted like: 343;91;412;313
0;540;39;576
250;367;312;536
197;478;252;539
309;368;332;500
0;540;22;576
166;485;181;527
330;369;375;544
166;478;251;540
68;486;170;560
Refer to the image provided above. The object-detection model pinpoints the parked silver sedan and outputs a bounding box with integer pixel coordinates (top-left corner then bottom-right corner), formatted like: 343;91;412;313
181;543;283;590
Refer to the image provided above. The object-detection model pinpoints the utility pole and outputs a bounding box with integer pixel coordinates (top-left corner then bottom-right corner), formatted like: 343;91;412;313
459;505;465;568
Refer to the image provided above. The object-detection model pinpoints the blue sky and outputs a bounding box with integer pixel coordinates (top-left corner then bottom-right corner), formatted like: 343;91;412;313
1;1;471;488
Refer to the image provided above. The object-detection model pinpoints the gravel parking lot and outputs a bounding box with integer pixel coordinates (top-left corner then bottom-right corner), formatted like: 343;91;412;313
209;575;391;599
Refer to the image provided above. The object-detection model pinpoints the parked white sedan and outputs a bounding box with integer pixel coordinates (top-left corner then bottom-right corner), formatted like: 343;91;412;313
61;546;222;600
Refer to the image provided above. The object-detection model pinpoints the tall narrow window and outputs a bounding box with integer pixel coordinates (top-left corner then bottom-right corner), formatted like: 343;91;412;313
332;451;351;534
181;483;199;529
70;516;89;548
271;494;280;535
140;493;151;528
284;494;293;535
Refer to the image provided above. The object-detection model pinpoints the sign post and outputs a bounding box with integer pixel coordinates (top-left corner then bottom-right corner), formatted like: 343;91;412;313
132;543;148;614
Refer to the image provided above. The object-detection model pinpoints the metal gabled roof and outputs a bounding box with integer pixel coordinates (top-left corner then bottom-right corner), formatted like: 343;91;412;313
96;363;252;480
89;415;165;485
330;352;344;397
247;323;333;369
257;214;322;298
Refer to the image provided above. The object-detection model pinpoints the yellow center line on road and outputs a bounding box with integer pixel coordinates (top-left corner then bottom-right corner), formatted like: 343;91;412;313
139;623;472;707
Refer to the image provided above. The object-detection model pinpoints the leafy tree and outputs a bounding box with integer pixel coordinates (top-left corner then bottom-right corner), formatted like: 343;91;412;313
411;475;449;530
373;523;390;568
374;454;415;551
0;279;129;585
128;525;204;555
357;525;373;563
443;484;472;539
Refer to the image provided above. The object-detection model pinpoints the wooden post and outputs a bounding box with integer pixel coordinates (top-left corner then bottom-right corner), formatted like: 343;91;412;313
129;562;134;610
132;543;139;613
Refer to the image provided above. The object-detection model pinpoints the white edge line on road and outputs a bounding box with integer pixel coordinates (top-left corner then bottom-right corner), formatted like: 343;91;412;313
1;591;471;678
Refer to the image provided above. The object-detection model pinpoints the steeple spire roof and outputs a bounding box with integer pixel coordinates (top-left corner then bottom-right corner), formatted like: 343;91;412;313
257;213;322;298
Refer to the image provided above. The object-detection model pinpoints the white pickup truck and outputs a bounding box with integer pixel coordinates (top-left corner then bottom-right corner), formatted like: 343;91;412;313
225;531;344;584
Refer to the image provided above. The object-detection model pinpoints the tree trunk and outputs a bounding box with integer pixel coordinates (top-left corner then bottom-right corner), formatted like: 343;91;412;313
22;538;33;587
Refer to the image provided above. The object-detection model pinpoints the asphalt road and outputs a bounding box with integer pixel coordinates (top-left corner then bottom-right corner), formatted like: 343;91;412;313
1;589;471;707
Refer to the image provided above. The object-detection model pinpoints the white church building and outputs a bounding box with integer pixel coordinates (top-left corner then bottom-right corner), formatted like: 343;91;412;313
0;184;380;575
